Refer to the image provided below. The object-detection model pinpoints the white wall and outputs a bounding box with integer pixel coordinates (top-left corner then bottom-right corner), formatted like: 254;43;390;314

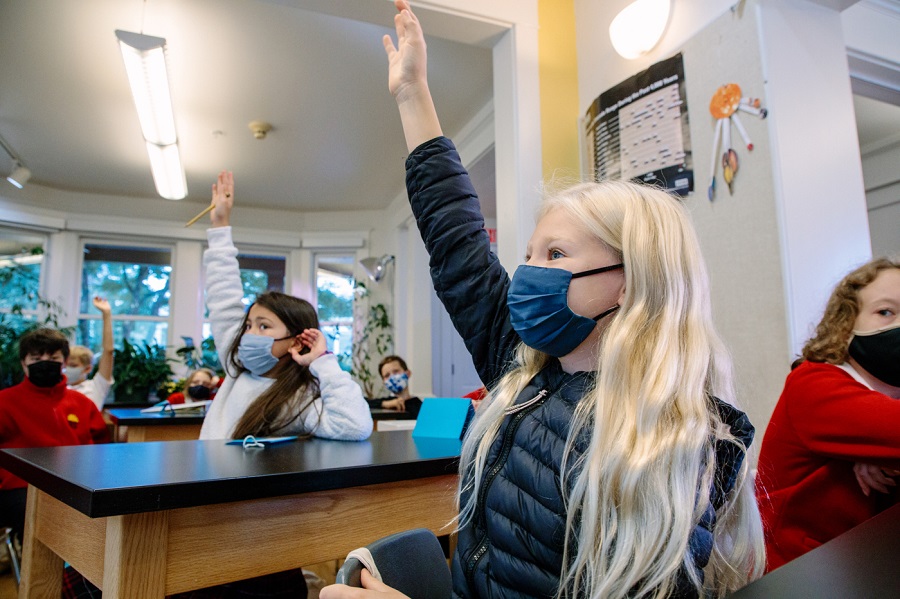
574;0;875;437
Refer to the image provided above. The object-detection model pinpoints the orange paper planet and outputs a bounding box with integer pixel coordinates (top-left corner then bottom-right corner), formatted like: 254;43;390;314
709;83;742;119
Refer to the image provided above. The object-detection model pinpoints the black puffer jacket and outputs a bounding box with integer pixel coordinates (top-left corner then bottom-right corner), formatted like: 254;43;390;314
406;137;754;599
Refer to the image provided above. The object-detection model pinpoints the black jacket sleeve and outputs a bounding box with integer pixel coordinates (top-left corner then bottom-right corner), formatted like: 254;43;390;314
405;137;521;387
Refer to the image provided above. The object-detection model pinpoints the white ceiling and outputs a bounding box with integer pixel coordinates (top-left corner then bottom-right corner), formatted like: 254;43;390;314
0;0;895;222
0;0;494;213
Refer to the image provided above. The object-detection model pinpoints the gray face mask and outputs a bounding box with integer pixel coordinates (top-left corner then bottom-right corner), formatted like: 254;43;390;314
65;365;87;384
237;333;292;376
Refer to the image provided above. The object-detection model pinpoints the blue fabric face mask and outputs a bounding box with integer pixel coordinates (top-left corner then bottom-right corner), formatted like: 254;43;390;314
238;333;292;376
507;263;623;357
385;372;409;394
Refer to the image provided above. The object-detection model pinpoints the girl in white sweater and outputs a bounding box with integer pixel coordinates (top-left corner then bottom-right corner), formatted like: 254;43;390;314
199;170;372;441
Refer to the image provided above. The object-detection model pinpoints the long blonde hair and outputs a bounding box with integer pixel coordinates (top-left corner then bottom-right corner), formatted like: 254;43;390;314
457;180;764;598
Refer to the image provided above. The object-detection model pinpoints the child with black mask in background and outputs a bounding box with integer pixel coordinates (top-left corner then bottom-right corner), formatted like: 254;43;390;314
0;328;108;540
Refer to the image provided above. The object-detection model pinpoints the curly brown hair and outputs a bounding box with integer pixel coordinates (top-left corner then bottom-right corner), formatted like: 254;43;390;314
799;257;900;366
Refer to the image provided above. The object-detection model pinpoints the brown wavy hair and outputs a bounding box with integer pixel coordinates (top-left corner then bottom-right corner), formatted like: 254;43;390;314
378;354;408;378
225;292;322;438
799;257;900;367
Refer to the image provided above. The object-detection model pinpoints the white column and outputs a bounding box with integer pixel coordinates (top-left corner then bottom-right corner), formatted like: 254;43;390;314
44;231;81;327
170;240;203;366
757;0;872;355
289;248;313;303
493;24;543;273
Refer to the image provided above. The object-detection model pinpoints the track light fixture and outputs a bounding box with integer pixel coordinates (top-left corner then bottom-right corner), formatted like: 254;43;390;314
0;132;31;189
6;162;31;189
360;255;395;283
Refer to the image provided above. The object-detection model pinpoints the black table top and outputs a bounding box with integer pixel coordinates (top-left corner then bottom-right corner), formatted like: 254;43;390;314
370;408;416;421
0;431;460;519
105;407;206;425
729;501;900;598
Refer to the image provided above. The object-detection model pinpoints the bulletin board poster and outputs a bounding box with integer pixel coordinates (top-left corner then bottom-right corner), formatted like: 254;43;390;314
582;54;693;196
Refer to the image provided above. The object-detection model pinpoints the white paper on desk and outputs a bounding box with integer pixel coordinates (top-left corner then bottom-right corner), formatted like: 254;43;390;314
140;400;212;413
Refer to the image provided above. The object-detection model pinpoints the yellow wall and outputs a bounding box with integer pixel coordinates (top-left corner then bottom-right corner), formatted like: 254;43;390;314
538;0;581;180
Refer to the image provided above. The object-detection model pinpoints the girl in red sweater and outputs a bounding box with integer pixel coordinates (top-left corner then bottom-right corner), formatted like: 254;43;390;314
167;367;218;404
756;257;900;571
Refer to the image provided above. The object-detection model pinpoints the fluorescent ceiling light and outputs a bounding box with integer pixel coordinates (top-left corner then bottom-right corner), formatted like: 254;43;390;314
146;142;187;201
115;29;187;200
609;0;672;60
6;162;31;189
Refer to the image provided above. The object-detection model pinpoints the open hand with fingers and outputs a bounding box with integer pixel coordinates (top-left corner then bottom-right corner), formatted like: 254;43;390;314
290;328;328;366
383;0;428;103
210;170;234;228
92;296;111;314
854;462;899;496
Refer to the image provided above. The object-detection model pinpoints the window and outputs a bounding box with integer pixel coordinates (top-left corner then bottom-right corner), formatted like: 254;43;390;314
316;254;355;372
201;253;287;343
0;228;52;388
237;253;286;305
0;228;47;321
78;243;172;350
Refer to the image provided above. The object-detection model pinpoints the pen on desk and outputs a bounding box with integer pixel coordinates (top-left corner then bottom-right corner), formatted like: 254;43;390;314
184;203;215;228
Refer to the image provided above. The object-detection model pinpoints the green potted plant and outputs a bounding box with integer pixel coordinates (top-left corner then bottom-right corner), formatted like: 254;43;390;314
175;335;222;373
351;281;393;398
111;339;175;403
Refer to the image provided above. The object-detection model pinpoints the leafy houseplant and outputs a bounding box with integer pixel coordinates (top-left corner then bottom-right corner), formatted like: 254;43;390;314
162;336;225;399
351;281;393;398
175;335;222;374
111;339;175;403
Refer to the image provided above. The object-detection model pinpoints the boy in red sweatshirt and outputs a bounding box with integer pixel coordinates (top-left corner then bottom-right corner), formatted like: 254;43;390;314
0;328;109;539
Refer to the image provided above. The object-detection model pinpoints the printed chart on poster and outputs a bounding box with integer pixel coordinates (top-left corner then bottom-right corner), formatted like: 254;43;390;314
582;54;693;196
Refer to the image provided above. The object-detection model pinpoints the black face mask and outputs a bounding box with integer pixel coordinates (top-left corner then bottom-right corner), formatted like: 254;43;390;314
188;385;212;400
27;360;64;388
848;324;900;387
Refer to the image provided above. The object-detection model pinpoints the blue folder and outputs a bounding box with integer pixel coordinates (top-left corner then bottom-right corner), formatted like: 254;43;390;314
412;397;473;440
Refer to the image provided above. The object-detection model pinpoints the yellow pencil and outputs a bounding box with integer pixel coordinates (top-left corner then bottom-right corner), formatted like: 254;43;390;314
184;204;215;228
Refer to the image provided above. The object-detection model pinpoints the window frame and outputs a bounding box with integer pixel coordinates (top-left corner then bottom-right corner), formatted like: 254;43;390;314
0;225;49;322
77;237;176;349
313;251;356;368
199;244;290;346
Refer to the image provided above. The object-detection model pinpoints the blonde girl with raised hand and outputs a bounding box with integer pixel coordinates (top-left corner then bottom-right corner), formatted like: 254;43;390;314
199;170;372;442
322;2;764;598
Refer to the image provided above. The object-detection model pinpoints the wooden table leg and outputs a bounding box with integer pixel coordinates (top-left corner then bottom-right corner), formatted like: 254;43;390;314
102;511;169;599
18;487;62;599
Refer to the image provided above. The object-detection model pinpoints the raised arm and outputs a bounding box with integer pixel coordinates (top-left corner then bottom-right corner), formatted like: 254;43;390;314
383;0;442;152
384;1;518;386
203;171;246;368
93;296;114;381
